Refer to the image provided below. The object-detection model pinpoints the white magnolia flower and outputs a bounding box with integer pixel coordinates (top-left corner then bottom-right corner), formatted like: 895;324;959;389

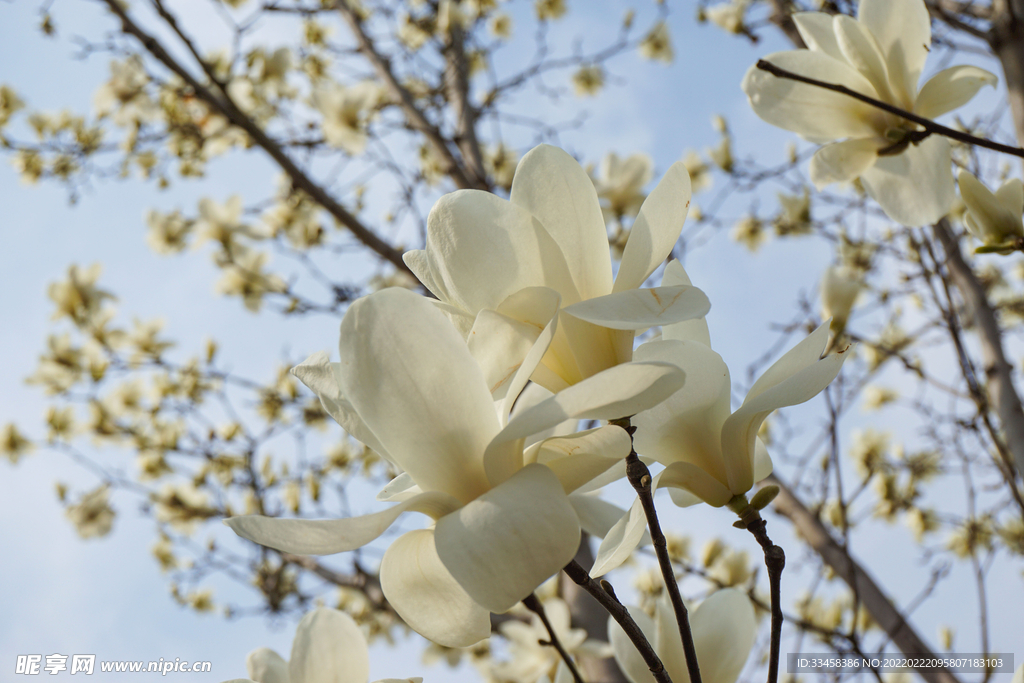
742;0;997;226
404;144;708;397
958;170;1024;254
227;288;685;647
222;607;421;683
608;589;756;683
591;261;848;575
312;82;383;156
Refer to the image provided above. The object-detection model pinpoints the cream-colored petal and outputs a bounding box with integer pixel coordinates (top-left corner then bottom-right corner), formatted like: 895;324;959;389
614;162;692;293
809;138;879;189
858;0;930;107
608;606;657;683
434;464;581;613
591;497;647;577
289;608;368;683
833;15;894;103
742;50;884;141
660;260;711;347
492;361;687;450
380;529;491;647
511;145;613;300
914;66;998;120
792;12;844;61
427;189;579;313
337;288;495;503
632;340;732;483
860;135;954;226
245;648;289;683
657;461;733;507
690;589;757;683
224;490;461;555
563;286;710;331
526;426;630;493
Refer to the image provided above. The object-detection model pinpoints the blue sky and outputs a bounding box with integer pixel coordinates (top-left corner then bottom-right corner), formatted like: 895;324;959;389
1;1;1021;681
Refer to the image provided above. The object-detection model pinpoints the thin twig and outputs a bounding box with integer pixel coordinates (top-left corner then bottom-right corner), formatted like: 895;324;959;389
610;418;701;683
562;560;673;683
523;593;586;683
755;59;1024;159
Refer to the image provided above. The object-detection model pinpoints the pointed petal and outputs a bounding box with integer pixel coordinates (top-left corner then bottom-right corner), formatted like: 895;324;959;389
563;286;710;331
526;426;631;493
657;461;733;507
608;606;657;683
434;464;580;613
860;136;954;226
691;590;757;683
289;608;369;683
792;13;844;61
426;189;579;312
512;145;613;300
591;497;647;577
743;50;883;141
614;162;692;293
914;66;998;120
224;490;461;555
858;0;930;107
380;529;491;647
337;288;495;503
660;261;710;347
809;138;879;189
245;648;289;683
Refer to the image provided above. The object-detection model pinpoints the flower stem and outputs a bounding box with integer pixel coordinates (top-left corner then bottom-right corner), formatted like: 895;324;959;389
522;593;587;683
610;417;702;683
562;560;674;683
755;59;1024;160
736;506;786;683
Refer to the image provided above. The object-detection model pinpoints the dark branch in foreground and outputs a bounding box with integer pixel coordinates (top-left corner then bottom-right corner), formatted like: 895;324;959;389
755;59;1024;159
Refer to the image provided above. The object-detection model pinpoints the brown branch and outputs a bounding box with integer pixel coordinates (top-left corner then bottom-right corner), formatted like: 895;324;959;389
767;475;963;683
99;0;411;274
336;5;480;190
755;60;1024;159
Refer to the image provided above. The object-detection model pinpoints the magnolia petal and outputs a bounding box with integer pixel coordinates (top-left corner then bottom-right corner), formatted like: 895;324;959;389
380;529;491;647
291;353;393;465
425;189;578;313
245;648;289;683
608;606;657;683
289;608;368;683
809;138;879;188
224;490;461;555
337;288;495;504
657;461;733;508
511;145;613;300
434;464;580;613
792;13;844;61
376;472;421;502
858;0;930;107
660;260;711;347
563;286;710;331
691;589;757;683
833;15;894;103
492;361;687;450
915;66;998;120
860;134;954;226
722;345;849;494
526;426;631;493
591;497;647;577
742;50;883;141
614;162;692;293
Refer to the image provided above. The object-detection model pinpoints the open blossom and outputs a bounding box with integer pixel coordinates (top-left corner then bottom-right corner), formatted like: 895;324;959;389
405;144;708;397
608;589;756;683
227;288;685;647
958;170;1024;254
222;607;421;683
742;0;997;226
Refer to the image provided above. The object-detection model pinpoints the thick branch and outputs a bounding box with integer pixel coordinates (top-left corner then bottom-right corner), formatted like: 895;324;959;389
337;6;480;190
767;475;963;683
99;0;410;274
